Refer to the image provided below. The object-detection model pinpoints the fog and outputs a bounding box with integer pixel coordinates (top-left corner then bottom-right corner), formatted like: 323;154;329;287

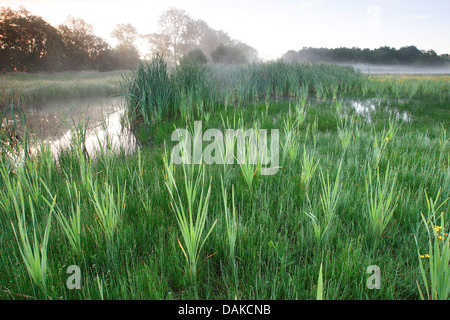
341;63;450;74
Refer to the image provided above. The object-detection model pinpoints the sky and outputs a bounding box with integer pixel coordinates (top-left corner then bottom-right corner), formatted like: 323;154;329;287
2;0;449;60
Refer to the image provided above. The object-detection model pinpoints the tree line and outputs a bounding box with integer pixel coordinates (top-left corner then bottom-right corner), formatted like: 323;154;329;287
0;6;259;73
3;5;447;73
282;46;449;66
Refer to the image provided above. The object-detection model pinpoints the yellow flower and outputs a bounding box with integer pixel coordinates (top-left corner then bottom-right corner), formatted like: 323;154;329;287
420;254;430;259
437;236;444;240
385;137;390;141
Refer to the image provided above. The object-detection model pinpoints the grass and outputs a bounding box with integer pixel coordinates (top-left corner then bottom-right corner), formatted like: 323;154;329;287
165;161;217;296
365;162;399;238
10;180;55;299
0;60;449;300
0;70;126;107
305;160;343;244
416;190;450;300
54;181;83;258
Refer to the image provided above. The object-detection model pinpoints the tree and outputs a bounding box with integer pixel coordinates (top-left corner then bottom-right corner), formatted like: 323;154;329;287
157;7;192;66
211;44;248;64
113;44;140;69
0;6;63;71
58;16;109;70
144;7;258;66
233;41;258;62
143;32;171;60
180;48;208;64
111;23;140;69
111;23;138;47
281;45;448;66
396;46;422;65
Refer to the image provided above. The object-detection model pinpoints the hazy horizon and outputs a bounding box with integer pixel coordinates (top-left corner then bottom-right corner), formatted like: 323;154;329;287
2;0;450;60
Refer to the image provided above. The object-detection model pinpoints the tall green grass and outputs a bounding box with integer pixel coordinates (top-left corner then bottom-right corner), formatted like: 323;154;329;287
1;70;124;107
1;60;449;301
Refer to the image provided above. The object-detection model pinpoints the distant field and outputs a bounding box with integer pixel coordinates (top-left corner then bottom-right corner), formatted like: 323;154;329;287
343;63;450;75
370;74;450;81
0;70;129;107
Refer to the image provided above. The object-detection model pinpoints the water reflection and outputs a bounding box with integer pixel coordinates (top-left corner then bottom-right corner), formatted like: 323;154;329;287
9;96;136;159
346;98;411;123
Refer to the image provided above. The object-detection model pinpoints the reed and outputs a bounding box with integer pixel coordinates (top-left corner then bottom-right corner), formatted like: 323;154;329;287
305;161;342;243
10;182;55;298
300;145;319;193
89;179;126;243
416;190;450;300
220;177;238;263
365;162;398;238
164;154;217;288
54;181;83;258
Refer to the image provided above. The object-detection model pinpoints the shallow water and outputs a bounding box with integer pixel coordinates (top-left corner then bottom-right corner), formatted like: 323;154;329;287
345;98;411;123
4;96;136;158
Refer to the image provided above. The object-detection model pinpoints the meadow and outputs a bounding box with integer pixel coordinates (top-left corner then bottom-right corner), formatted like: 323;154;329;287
0;58;449;300
0;70;126;108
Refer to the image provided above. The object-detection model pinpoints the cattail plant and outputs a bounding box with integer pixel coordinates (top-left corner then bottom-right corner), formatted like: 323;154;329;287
337;115;353;151
164;135;217;289
162;143;175;194
439;124;449;156
90;179;126;243
69;118;92;188
166;165;216;290
221;177;238;264
54;181;83;258
305;161;342;243
298;84;309;108
300;145;319;193
365;162;398;238
10;181;55;298
281;119;300;167
238;139;260;191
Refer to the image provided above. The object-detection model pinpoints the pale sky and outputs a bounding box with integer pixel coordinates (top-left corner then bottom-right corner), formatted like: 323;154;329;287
2;0;449;60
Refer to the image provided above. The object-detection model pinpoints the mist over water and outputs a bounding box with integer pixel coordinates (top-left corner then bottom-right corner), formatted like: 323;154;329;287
342;63;450;74
6;96;136;158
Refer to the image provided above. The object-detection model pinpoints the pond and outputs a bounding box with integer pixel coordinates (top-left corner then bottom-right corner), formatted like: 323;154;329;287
3;96;137;159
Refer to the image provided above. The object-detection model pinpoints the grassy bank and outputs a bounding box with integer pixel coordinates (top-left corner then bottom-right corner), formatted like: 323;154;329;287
0;61;449;300
0;70;128;107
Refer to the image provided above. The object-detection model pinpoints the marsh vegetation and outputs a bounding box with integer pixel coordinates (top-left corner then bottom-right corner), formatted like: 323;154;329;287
0;58;449;300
